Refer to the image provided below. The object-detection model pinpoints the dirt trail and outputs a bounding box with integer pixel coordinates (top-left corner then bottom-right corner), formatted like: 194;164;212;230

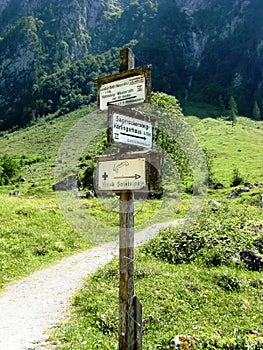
0;221;177;350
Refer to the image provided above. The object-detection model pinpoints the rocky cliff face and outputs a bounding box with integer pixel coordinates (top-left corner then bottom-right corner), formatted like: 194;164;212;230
0;0;126;128
0;0;8;12
0;0;262;129
175;0;207;14
173;0;252;68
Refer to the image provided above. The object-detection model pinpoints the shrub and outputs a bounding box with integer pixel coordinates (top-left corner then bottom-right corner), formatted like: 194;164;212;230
230;168;244;187
80;160;95;189
143;205;259;266
215;272;243;292
196;246;234;267
142;224;206;264
0;155;20;185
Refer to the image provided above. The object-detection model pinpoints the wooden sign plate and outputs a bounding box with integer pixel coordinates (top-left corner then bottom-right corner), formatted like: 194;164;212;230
108;105;154;149
94;66;151;111
95;151;161;193
97;158;146;191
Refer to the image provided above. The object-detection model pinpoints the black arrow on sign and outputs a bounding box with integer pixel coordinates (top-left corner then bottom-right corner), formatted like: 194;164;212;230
109;95;137;104
120;132;147;140
114;174;141;180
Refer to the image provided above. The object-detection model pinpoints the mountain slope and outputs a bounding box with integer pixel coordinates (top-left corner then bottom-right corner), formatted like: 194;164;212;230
0;103;262;192
0;0;263;129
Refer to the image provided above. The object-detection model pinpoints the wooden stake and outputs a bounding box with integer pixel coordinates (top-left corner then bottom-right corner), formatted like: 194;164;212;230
119;190;135;349
120;48;135;73
133;296;142;350
118;48;143;350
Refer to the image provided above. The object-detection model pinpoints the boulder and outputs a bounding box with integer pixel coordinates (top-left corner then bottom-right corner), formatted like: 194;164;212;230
239;250;263;271
169;335;194;349
228;187;250;199
9;191;21;197
213;183;225;189
244;182;254;189
53;174;81;191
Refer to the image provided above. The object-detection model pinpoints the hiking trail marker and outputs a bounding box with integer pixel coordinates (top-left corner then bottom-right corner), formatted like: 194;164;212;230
96;151;160;194
99;74;146;110
108;105;154;149
98;158;146;192
94;48;160;350
94;49;151;111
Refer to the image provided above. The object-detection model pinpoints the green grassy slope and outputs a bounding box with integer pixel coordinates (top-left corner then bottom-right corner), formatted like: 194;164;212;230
0;107;95;192
1;111;262;193
47;114;263;349
0;107;96;287
186;116;263;186
0;107;263;348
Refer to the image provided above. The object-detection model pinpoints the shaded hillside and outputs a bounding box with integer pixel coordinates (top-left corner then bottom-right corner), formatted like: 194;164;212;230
0;0;263;129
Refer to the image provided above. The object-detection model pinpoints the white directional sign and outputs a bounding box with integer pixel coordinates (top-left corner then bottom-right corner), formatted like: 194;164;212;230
97;158;146;191
111;111;153;149
99;74;146;110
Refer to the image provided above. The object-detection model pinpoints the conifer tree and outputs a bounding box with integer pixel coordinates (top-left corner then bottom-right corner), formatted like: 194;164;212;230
229;96;238;126
252;101;261;120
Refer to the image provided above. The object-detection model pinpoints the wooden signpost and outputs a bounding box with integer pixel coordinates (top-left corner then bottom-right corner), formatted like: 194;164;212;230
97;157;146;192
95;48;159;350
94;49;151;112
108;105;154;149
96;151;161;194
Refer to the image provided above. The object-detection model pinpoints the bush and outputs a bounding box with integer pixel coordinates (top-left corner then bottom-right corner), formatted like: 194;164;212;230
0;155;20;185
230;168;244;187
215;272;243;291
142;205;259;266
142;224;206;264
196;246;234;268
80;160;96;189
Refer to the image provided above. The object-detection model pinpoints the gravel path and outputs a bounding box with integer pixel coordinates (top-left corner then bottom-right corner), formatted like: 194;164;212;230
0;221;177;350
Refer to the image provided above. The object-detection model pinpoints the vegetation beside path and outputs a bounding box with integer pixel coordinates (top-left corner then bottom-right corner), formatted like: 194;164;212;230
0;95;262;348
51;202;263;349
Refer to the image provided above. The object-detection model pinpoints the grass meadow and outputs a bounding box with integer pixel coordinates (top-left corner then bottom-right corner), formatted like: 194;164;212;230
0;105;262;348
186;116;263;186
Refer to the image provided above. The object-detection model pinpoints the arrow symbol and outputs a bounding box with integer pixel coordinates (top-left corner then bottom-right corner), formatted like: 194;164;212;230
114;174;141;180
120;132;147;140
113;161;129;173
109;95;137;103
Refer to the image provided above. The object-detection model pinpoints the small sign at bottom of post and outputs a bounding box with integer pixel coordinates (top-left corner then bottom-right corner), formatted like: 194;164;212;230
97;158;146;191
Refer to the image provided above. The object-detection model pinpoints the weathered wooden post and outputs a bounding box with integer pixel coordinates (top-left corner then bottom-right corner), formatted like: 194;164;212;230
133;296;142;350
119;190;135;349
120;47;135;73
118;47;138;350
94;48;156;350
